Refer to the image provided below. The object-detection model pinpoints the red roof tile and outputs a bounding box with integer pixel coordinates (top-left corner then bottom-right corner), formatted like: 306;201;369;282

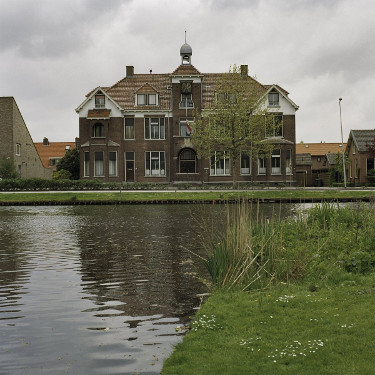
34;142;76;169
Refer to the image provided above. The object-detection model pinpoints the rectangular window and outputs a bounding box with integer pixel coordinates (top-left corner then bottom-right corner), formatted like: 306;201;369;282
145;151;165;176
210;151;230;176
49;158;61;166
95;94;105;108
179;117;194;137
265;115;283;137
271;150;281;174
366;158;375;175
180;94;194;108
355;159;359;178
137;93;157;106
16;143;21;156
268;92;279;106
124;118;135;139
286;149;292;175
145;118;165;139
109;152;117;177
258;156;266;175
84;151;90;177
94;152;104;177
240;152;251;175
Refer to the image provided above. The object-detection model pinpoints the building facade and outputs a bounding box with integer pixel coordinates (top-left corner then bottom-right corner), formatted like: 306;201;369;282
295;143;346;186
34;138;76;171
76;44;298;185
346;130;375;185
0;97;52;179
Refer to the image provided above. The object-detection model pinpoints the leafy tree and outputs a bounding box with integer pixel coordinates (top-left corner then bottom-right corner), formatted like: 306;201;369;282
191;65;276;186
53;169;72;180
56;148;80;180
330;152;349;185
0;157;18;179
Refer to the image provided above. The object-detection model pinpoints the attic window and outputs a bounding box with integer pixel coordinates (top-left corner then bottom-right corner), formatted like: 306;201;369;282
65;145;71;150
95;94;105;108
137;93;157;106
268;91;279;106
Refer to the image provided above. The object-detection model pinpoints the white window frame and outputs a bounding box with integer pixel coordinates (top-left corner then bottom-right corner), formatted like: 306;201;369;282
145;117;165;140
145;151;166;177
95;94;105;108
258;157;266;175
265;115;283;137
268;92;279;106
94;151;104;177
240;152;251;175
137;93;158;106
180;93;194;108
271;150;281;175
179;117;194;137
109;151;117;177
84;151;90;177
124;117;135;140
16;143;21;156
210;151;230;176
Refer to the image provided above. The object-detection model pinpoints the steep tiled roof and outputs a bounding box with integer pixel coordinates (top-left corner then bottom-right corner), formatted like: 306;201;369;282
350;129;375;152
104;74;171;110
296;143;346;156
34;142;76;169
96;66;278;111
171;65;202;75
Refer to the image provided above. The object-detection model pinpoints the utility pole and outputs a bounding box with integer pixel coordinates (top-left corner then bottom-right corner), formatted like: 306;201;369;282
339;98;347;188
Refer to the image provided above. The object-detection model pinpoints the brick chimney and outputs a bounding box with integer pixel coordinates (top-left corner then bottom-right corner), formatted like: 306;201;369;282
126;66;134;77
240;65;248;77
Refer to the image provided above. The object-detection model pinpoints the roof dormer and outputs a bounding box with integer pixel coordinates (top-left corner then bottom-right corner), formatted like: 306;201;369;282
135;83;159;107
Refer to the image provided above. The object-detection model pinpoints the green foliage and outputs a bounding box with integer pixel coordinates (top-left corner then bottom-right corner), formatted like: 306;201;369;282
56;148;80;180
53;169;72;180
191;65;275;185
200;202;375;292
0;158;18;179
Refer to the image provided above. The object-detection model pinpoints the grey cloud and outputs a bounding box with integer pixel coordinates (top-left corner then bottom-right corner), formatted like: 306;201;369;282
0;0;128;58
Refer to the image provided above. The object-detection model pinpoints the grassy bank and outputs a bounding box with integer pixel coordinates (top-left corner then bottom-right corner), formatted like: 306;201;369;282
1;189;375;204
163;278;375;374
162;203;375;374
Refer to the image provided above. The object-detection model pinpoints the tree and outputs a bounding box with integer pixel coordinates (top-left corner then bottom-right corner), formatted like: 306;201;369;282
56;148;80;180
191;65;276;186
330;152;350;185
0;157;18;179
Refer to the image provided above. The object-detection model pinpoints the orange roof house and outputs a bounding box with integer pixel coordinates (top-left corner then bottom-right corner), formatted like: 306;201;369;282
34;138;76;170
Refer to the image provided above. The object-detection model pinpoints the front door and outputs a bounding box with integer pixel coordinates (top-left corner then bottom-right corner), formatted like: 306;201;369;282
125;152;135;182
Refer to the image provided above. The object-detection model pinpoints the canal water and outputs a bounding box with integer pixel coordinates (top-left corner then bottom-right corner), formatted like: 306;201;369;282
0;203;301;374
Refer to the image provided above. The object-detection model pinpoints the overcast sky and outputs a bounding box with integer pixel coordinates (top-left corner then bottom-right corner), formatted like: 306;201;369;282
1;0;374;144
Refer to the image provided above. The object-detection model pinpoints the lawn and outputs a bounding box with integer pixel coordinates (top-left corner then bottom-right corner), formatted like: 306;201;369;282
162;277;375;374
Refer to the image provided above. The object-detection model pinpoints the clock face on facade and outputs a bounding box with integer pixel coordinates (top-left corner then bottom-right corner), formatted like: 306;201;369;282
181;82;192;94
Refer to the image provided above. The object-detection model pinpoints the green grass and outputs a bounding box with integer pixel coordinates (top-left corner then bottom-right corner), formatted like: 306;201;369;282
1;189;375;204
163;276;375;374
162;203;375;374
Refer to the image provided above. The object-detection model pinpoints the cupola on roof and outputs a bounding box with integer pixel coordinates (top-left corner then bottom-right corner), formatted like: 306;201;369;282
180;37;192;65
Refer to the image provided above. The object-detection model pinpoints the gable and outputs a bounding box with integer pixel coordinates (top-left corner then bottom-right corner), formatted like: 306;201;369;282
75;87;123;118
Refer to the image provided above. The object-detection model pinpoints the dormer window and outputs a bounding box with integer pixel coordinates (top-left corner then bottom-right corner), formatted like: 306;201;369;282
95;94;105;108
137;93;157;106
268;91;279;106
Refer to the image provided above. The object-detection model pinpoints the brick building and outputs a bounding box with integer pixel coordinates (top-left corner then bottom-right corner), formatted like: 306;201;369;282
0;97;52;179
34;138;76;171
346;130;375;185
76;43;298;185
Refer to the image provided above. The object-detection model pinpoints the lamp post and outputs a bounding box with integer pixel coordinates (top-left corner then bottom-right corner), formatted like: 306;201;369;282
339;98;347;188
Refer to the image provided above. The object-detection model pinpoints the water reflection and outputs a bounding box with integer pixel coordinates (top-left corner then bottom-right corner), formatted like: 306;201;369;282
0;203;301;374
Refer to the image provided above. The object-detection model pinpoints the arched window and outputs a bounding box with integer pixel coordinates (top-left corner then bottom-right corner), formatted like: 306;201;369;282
179;148;196;173
93;123;104;137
